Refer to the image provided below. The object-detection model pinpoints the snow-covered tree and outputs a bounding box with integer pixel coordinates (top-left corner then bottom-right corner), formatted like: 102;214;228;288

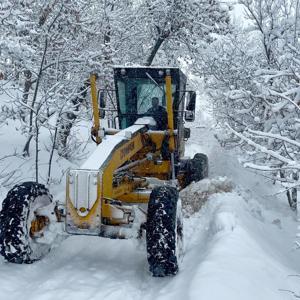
0;0;231;183
139;0;231;66
202;0;300;210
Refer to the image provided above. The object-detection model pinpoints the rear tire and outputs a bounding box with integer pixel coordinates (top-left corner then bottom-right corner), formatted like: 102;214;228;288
190;153;208;182
146;186;184;277
0;182;53;263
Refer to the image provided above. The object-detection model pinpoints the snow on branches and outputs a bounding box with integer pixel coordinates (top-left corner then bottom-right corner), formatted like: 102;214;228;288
201;0;300;210
0;0;231;185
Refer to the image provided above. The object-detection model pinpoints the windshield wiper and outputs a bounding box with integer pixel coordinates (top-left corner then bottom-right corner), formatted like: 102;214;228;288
146;72;165;93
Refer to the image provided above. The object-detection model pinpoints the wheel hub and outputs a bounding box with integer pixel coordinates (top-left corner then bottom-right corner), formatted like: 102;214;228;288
30;215;49;238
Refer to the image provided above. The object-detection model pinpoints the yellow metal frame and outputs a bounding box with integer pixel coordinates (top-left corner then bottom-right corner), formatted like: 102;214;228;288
165;73;175;152
66;174;102;227
67;71;180;228
90;74;101;145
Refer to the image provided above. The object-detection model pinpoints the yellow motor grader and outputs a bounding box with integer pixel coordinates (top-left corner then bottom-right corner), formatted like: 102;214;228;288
0;66;208;277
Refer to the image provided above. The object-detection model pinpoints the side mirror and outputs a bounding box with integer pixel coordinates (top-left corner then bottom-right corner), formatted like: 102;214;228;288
185;91;196;122
184;127;191;140
186;91;196;111
184;111;195;122
98;90;106;119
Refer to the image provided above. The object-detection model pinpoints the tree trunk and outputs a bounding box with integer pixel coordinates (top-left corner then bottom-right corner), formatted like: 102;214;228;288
23;134;33;157
145;36;166;66
56;84;88;157
21;70;32;121
22;39;48;157
280;170;294;209
22;70;32;104
291;171;299;211
47;121;59;185
35;116;39;183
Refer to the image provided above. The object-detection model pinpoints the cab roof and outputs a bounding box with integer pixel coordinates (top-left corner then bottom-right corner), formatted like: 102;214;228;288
113;66;186;83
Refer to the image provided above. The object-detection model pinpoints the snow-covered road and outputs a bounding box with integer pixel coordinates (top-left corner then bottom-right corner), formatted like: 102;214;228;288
0;121;300;300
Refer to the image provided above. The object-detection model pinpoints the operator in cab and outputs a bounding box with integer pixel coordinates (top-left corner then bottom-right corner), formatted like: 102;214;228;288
147;97;168;130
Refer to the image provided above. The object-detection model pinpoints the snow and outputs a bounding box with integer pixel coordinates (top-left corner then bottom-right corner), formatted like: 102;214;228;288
81;124;145;170
135;116;156;127
113;65;180;69
247;128;300;149
186;192;297;300
0;92;300;299
226;123;297;167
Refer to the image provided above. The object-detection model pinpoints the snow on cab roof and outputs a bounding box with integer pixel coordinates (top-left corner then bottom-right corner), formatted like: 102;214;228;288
113;65;180;69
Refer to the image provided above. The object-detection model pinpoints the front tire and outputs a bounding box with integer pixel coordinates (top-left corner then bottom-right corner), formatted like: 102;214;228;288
0;182;53;263
146;186;184;277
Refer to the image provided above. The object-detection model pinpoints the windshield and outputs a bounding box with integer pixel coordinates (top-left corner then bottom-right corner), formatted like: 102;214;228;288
117;78;176;128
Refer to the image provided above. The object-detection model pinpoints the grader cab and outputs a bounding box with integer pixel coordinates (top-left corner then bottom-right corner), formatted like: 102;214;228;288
0;66;208;277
